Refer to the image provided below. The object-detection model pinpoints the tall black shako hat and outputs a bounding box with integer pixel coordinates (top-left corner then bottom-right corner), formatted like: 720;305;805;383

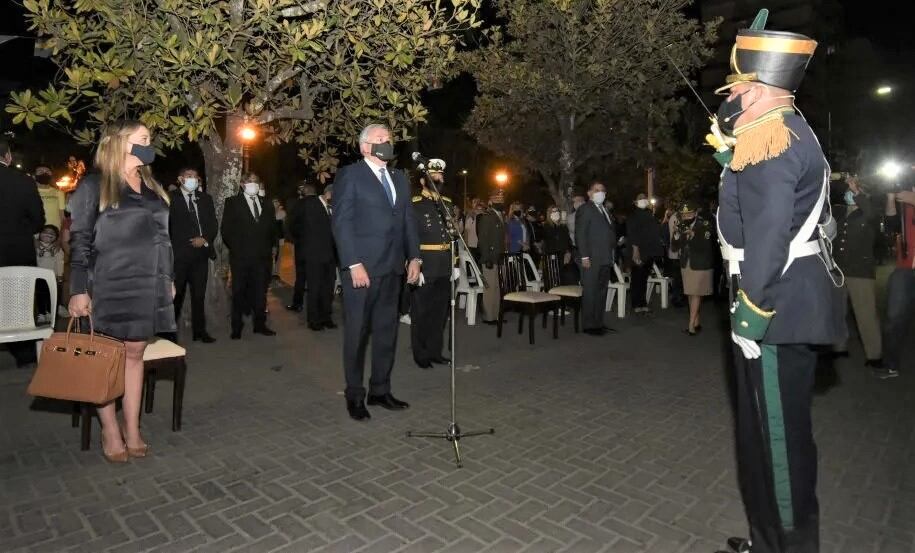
715;9;817;94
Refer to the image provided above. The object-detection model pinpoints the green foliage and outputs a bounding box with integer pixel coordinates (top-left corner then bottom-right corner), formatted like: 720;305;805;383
8;0;481;178
460;0;717;201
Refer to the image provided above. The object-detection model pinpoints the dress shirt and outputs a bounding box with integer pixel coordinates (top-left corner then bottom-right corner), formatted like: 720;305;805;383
363;158;397;205
245;194;262;219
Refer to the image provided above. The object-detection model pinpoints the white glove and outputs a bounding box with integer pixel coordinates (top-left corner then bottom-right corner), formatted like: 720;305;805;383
731;332;761;360
451;267;461;281
417;272;426;287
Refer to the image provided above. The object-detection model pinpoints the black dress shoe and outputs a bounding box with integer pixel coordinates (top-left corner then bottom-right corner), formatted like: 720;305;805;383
307;323;324;331
193;333;217;343
415;360;433;369
726;537;751;553
583;328;605;336
253;326;276;336
323;321;338;329
367;393;410;410
431;356;451;365
286;304;303;312
865;358;884;369
482;320;499;326
601;326;617;334
346;399;371;421
230;329;242;340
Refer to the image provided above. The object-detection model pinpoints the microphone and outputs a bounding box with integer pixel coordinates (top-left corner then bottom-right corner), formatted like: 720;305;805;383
411;151;429;168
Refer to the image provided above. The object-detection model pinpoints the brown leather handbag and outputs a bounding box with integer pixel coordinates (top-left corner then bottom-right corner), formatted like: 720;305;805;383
27;317;126;404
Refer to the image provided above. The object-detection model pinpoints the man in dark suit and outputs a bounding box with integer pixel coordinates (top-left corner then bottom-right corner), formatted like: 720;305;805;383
0;139;45;367
286;181;316;312
221;173;278;339
575;181;616;336
476;191;506;324
294;184;337;330
169;168;218;343
332;124;421;421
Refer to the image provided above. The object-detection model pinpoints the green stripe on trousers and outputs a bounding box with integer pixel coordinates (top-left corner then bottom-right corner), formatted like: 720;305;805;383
761;344;795;530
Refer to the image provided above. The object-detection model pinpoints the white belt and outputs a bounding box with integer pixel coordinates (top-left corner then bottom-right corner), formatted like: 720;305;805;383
720;244;744;276
789;239;821;260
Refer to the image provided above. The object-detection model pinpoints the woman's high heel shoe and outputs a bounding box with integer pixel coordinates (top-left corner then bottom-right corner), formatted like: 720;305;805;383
101;437;129;464
127;442;149;458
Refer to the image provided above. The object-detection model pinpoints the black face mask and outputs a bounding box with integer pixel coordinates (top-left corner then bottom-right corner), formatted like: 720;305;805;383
513;210;522;218
491;203;504;211
370;142;395;161
130;143;156;165
35;174;53;185
716;91;748;136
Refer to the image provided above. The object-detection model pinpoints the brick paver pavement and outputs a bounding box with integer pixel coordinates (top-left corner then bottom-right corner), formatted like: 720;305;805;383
2;279;913;553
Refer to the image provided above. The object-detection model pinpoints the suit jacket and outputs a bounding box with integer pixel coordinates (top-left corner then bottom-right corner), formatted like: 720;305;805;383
673;216;715;271
477;208;506;267
290;195;336;264
575;202;616;266
627;208;664;258
331;160;420;276
718;112;845;345
0;164;44;266
168;189;218;261
221;192;277;266
833;199;878;279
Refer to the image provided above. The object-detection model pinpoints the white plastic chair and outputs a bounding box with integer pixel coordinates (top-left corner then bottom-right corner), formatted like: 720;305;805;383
646;262;670;309
521;253;542;292
456;247;485;325
605;262;628;318
0;266;57;361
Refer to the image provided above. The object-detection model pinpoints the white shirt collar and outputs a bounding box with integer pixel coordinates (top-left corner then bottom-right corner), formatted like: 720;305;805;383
364;157;388;173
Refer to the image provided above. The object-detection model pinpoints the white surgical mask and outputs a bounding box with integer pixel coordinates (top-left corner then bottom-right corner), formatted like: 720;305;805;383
591;191;606;205
549;212;561;222
636;199;649;209
257;188;265;197
243;182;259;196
182;177;199;192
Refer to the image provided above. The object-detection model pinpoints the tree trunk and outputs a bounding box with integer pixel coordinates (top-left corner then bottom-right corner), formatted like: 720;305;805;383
198;113;246;332
555;113;577;211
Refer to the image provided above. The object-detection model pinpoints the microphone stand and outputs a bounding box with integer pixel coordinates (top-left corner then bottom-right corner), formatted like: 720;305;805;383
406;164;494;469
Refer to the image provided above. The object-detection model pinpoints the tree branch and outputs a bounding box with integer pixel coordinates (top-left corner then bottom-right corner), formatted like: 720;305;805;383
254;75;325;124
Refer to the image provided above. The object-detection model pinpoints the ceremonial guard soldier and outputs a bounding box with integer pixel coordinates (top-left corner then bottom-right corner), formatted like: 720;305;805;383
410;159;455;369
710;10;845;553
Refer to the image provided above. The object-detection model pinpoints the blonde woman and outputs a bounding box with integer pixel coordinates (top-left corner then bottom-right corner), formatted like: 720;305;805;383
68;120;176;463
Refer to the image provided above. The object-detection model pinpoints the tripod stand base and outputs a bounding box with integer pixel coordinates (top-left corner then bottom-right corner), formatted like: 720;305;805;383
407;423;495;468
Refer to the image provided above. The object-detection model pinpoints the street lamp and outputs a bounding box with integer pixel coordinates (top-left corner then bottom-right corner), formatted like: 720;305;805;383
876;86;893;96
494;171;509;187
460;169;469;209
879;160;902;180
239;125;257;172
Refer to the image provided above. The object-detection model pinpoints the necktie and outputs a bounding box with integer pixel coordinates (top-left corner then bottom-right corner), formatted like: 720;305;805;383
187;195;202;234
251;197;261;220
379;169;394;206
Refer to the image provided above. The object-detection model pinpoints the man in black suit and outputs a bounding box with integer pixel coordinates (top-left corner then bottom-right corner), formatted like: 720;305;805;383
286;182;317;312
294;184;337;330
332;124;421;421
575;181;616;336
0;139;45;366
169;168;218;343
221;173;278;339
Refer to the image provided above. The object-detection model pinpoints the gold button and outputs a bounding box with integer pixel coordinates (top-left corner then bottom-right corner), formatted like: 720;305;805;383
740;321;749;328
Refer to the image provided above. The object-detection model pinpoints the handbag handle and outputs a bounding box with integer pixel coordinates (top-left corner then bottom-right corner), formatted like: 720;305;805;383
65;315;96;347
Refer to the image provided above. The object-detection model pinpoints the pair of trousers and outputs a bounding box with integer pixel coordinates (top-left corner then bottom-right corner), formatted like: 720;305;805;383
410;276;450;363
291;248;307;307
631;258;655;308
174;254;209;337
666;257;684;304
884;268;915;372
481;264;501;322
306;260;335;325
580;263;610;330
230;258;268;332
341;271;400;401
734;343;819;553
833;277;882;360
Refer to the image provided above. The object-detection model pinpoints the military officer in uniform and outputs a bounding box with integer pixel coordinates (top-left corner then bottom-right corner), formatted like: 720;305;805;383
410;159;455;369
711;10;845;553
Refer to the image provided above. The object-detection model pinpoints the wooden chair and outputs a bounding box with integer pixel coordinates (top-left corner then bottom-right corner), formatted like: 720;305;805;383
605;262;629;318
497;253;561;344
543;253;581;333
74;338;187;450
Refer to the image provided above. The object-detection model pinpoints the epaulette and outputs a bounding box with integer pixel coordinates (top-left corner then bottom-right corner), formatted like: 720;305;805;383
442;196;452;203
730;107;798;171
412;195;423;203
